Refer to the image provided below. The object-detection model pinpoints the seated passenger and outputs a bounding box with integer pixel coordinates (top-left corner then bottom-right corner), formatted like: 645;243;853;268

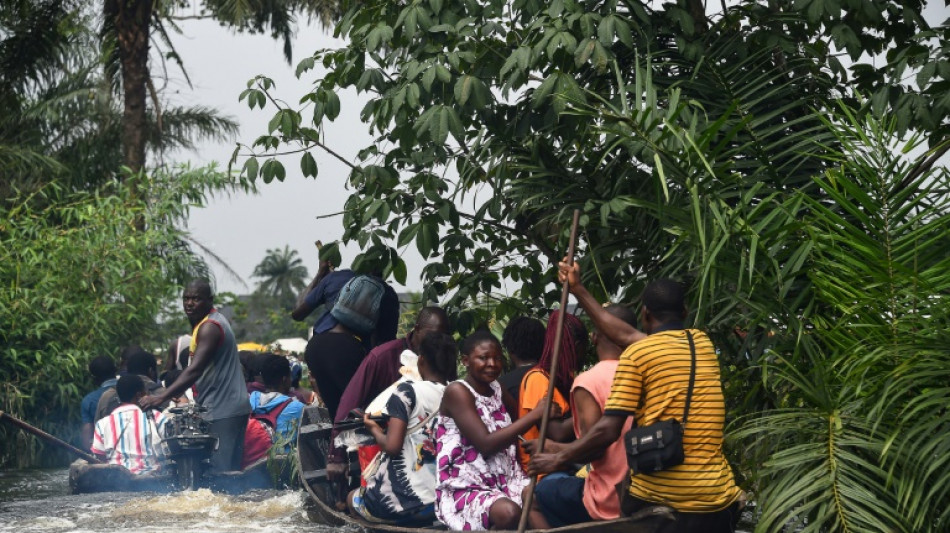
95;348;167;422
530;261;743;532
326;307;450;475
525;304;638;527
289;360;317;405
91;375;168;474
498;316;546;402
160;368;192;407
517;310;589;469
348;332;458;525
434;331;552;530
80;355;118;451
243;353;305;468
241;351;268;394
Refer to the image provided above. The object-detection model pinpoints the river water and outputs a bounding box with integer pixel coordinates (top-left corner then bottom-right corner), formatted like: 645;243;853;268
1;469;755;532
0;469;340;533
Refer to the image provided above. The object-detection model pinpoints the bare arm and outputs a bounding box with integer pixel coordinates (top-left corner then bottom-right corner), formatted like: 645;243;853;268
140;322;220;409
545;416;576;442
572;387;602;437
291;260;332;321
528;413;626;475
441;383;545;457
559;259;646;347
365;412;406;456
164;340;178;373
80;423;94;452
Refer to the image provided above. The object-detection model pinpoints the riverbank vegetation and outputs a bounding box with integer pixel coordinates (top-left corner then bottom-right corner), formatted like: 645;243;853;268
235;0;949;530
0;1;252;466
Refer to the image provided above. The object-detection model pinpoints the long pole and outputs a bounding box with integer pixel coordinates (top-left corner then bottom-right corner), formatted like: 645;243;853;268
0;410;104;464
517;209;581;533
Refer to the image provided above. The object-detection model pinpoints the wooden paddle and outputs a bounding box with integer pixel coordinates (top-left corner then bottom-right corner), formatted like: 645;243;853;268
517;209;581;533
0;410;104;464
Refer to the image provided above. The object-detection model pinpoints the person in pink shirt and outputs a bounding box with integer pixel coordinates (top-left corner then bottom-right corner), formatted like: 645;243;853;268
92;375;168;475
524;304;638;527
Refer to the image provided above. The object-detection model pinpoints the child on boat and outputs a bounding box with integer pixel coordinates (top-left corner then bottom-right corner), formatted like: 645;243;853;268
91;375;168;474
434;331;555;530
348;332;458;525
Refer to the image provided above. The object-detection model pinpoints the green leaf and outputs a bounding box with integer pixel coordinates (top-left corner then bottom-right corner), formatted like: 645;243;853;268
300;152;318;178
532;72;559;108
398;223;420;247
435;64;452;83
422;65;437;91
295;56;315;78
455;75;474;105
392;256;408;284
575;38;597;67
325;91;341;121
244;157;259;180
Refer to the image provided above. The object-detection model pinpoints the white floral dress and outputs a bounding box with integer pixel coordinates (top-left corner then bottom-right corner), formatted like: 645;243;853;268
434;380;529;530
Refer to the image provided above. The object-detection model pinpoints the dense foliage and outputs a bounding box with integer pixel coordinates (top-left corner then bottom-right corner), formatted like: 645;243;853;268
237;0;949;529
235;0;947;328
0;1;255;466
0;169;244;467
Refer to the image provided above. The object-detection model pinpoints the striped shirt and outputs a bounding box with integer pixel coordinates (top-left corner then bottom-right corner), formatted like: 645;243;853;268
91;404;168;474
604;328;740;512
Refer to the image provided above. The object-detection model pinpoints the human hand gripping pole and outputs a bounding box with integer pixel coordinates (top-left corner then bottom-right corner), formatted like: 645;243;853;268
516;209;581;533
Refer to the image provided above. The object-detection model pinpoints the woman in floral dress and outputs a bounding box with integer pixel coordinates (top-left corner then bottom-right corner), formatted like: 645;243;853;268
434;331;551;530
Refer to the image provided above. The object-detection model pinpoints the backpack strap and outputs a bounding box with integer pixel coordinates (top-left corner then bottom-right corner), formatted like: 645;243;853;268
253;397;294;429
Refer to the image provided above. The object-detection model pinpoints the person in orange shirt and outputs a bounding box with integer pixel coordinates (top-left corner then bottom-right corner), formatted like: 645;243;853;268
516;310;588;470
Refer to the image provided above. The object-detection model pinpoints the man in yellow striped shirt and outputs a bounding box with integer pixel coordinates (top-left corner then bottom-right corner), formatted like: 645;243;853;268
529;258;742;532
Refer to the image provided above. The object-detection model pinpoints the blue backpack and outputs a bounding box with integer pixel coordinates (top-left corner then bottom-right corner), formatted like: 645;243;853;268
330;275;387;335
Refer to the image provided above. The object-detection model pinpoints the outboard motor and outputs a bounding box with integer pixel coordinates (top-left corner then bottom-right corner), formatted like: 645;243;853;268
163;404;218;490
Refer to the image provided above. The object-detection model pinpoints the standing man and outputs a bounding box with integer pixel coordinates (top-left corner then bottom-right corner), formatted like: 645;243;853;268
141;280;250;473
529;260;742;532
291;259;400;350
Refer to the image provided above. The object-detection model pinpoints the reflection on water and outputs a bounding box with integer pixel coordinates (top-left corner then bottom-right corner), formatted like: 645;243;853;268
0;469;339;533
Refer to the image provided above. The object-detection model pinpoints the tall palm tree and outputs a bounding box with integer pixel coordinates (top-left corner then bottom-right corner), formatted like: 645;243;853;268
0;0;238;196
102;0;345;179
251;245;309;308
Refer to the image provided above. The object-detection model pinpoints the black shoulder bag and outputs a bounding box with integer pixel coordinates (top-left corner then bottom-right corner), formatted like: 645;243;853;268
623;330;697;475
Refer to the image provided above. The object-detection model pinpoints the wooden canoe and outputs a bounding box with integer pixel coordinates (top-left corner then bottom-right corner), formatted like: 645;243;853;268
296;405;675;533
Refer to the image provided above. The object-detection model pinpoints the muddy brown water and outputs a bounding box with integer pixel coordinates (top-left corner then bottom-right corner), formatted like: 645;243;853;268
0;469;340;533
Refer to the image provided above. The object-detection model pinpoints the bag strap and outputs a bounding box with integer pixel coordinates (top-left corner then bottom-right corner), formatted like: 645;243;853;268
407;408;438;434
683;330;697;426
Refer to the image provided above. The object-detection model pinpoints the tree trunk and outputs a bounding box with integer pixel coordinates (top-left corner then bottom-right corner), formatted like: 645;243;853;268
112;0;153;176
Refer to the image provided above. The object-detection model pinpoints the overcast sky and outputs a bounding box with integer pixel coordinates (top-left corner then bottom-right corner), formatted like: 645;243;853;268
166;17;425;296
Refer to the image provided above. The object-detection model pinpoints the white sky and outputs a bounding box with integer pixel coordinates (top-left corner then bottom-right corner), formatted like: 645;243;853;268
166;18;425;295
